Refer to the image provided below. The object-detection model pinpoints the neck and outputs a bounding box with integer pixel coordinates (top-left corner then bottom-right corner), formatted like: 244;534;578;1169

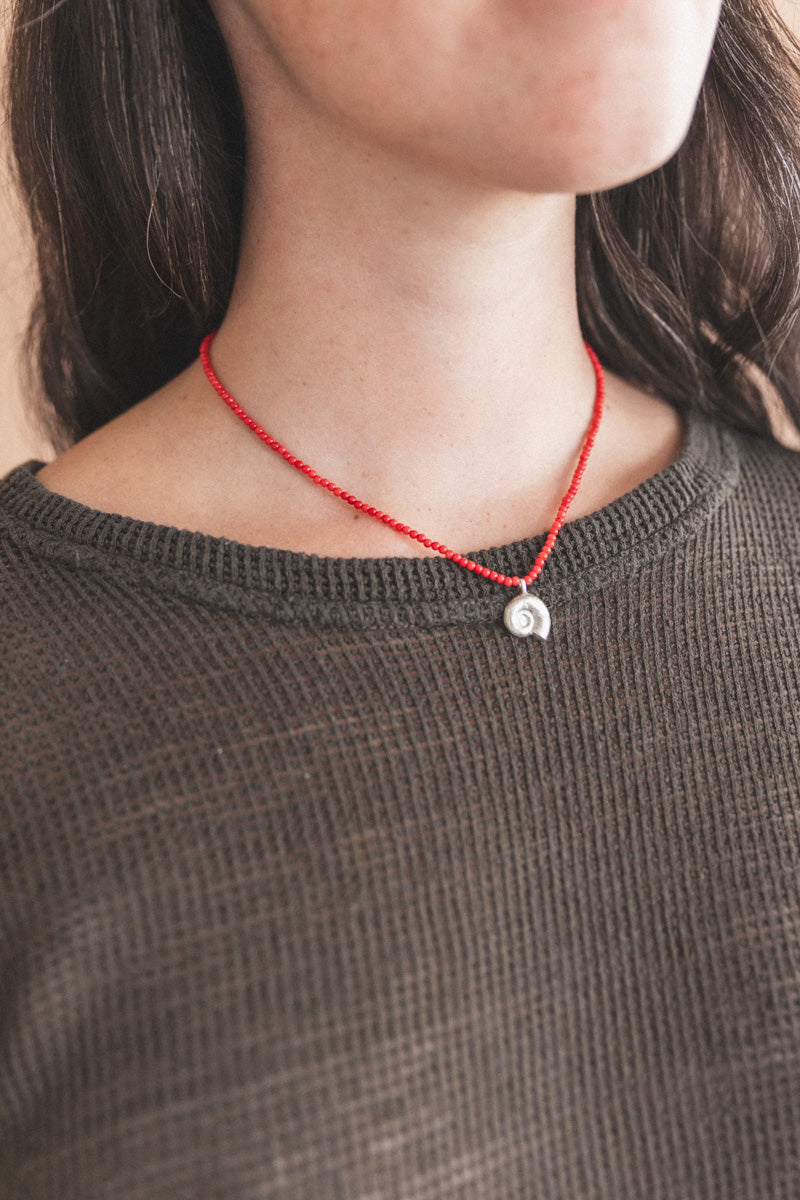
207;120;598;536
36;128;685;558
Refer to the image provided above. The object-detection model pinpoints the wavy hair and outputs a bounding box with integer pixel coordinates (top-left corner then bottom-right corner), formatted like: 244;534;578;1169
6;0;800;447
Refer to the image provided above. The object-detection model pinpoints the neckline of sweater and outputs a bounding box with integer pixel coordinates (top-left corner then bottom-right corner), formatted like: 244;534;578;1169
0;407;741;624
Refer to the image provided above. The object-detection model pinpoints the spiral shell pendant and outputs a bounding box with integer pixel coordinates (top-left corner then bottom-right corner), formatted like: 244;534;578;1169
503;589;551;640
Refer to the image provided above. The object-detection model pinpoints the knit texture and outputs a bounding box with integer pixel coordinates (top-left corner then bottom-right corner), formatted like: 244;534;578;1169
1;407;800;1198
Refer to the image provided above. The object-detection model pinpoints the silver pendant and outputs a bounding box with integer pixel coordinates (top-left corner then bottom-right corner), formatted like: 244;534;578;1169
503;589;550;640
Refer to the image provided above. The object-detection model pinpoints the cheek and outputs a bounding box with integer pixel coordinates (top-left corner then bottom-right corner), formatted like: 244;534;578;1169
228;0;476;158
231;0;434;103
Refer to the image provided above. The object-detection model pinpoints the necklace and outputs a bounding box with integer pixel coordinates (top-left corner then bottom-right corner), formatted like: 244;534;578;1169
199;332;605;639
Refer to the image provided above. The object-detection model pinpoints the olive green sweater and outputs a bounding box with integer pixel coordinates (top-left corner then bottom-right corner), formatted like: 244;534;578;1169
1;407;800;1198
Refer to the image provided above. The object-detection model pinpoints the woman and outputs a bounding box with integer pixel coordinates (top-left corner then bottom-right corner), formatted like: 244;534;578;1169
2;0;799;1195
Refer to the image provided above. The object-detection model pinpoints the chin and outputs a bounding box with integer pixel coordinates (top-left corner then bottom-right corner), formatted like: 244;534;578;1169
530;105;700;196
566;144;687;195
596;122;697;191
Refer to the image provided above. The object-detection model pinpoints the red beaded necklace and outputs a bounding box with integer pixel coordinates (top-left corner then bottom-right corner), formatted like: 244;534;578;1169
199;332;605;639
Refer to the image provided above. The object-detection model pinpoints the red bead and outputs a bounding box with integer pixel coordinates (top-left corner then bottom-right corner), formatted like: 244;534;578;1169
198;329;605;599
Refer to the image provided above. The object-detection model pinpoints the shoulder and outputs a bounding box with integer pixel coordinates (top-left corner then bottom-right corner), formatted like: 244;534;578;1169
33;366;201;525
0;460;99;629
714;419;800;574
731;420;800;496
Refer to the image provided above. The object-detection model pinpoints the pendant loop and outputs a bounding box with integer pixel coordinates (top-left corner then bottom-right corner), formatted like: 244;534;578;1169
503;590;550;640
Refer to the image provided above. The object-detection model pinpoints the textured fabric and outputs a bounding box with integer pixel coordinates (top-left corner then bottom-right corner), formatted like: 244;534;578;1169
1;407;800;1198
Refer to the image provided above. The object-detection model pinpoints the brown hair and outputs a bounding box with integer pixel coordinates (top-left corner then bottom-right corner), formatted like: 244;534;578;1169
7;0;800;448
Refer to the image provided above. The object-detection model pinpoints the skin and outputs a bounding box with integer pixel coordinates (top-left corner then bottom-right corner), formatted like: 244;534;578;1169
38;0;724;559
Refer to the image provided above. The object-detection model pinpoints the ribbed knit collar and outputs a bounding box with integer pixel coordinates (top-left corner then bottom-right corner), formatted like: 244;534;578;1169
0;408;741;628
